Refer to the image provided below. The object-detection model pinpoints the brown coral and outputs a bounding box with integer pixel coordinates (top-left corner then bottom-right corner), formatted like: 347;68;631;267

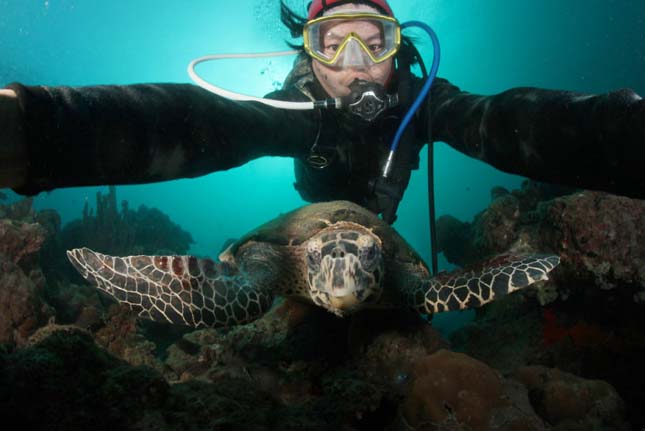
512;365;628;430
0;255;52;345
0;219;47;265
542;192;645;292
0;210;52;345
402;349;505;431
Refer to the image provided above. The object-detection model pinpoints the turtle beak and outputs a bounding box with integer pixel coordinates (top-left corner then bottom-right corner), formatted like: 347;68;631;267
324;255;359;297
330;259;352;292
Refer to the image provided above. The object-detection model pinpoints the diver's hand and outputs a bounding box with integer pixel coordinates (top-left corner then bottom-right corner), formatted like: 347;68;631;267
0;89;27;189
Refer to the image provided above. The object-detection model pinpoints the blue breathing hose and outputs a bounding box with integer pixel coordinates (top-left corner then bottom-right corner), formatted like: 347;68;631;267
382;20;441;178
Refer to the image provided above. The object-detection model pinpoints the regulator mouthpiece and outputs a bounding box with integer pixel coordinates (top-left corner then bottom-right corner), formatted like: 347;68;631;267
341;79;398;122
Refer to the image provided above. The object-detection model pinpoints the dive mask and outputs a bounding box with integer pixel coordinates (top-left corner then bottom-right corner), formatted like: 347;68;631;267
303;13;401;67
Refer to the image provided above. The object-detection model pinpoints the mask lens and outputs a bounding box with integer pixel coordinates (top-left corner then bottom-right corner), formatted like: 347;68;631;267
304;14;400;66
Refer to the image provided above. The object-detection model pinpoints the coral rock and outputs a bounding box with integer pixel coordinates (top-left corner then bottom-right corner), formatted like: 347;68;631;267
0;219;47;264
513;365;628;431
0;255;52;345
542;192;645;294
402;349;504;431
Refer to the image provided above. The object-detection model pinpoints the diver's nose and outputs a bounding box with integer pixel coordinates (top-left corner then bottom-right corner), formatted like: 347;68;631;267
338;38;372;69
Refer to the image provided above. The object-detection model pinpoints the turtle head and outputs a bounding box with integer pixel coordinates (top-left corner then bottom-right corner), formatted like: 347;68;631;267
304;224;384;316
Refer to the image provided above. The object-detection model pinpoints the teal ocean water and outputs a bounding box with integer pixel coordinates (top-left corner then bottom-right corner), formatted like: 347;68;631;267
1;0;643;271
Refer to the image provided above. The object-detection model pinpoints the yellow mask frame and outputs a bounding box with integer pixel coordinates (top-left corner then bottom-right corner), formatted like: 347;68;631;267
303;13;401;66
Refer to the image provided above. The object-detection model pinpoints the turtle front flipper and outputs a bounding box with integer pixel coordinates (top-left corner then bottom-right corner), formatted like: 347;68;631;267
405;254;560;314
66;246;277;328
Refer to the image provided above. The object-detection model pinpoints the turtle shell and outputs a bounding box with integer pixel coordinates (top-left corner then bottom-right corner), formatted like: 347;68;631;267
220;200;426;267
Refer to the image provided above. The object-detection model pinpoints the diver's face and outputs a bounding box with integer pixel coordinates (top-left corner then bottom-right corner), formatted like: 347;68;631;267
311;11;394;97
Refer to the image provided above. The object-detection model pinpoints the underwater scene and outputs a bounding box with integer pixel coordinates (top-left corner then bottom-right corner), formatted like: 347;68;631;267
1;0;645;429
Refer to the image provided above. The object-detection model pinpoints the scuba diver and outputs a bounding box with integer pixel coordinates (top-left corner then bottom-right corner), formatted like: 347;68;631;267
0;0;644;266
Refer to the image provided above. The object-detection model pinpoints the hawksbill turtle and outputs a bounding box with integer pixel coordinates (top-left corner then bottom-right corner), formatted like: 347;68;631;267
66;201;560;328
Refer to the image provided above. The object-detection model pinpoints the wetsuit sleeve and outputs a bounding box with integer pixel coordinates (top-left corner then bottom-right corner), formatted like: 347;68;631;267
6;83;315;195
427;78;645;199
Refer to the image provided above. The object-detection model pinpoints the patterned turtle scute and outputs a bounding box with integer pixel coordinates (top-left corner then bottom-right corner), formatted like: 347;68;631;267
67;201;560;328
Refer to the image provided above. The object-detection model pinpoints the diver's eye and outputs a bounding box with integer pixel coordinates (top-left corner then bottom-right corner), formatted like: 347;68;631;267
325;44;340;54
368;43;383;53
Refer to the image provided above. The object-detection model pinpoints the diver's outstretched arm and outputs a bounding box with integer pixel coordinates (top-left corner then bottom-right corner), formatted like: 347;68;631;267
0;89;27;189
429;78;645;199
2;83;315;195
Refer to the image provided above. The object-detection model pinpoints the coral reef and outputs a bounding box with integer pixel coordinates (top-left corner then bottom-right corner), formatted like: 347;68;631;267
59;186;194;257
0;199;53;345
513;366;628;431
0;196;36;221
0;254;52;345
1;300;629;431
437;181;645;300
0;218;47;264
436;181;576;267
1;327;211;431
400;349;555;431
0;191;197;343
440;181;645;428
541;191;645;296
0;186;641;429
402;349;506;430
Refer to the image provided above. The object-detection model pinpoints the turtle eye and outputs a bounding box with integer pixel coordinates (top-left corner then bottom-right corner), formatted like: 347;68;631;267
306;239;323;270
307;251;321;270
358;237;381;271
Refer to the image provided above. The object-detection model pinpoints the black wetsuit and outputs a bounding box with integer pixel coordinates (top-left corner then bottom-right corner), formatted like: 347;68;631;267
7;54;645;221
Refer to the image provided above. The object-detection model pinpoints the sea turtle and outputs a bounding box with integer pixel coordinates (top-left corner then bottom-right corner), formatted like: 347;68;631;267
66;200;560;328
